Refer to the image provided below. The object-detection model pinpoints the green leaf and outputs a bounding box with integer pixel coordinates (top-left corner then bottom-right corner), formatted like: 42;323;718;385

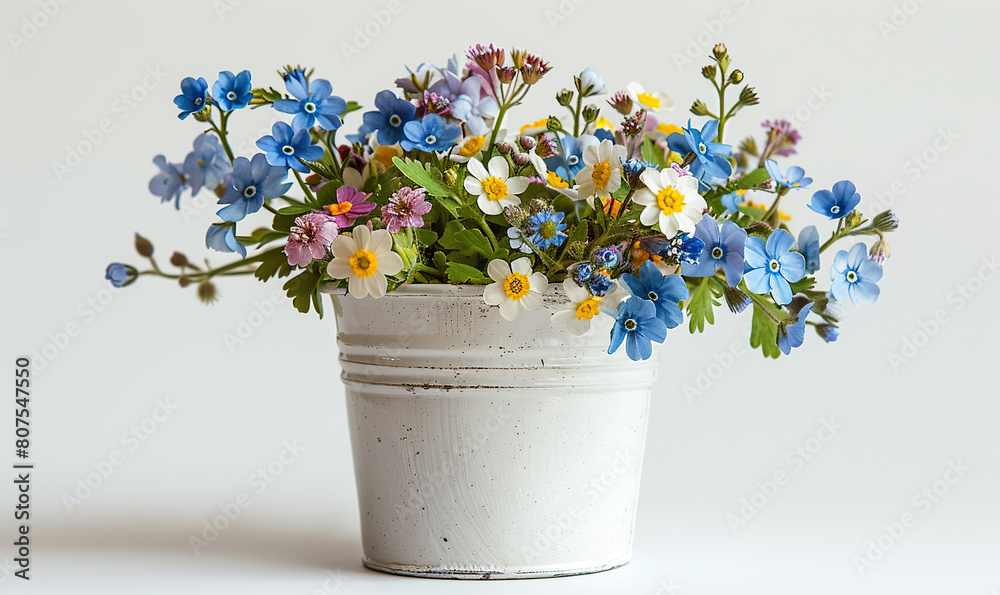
253;247;293;282
392;157;464;219
686;277;723;333
341;100;363;117
439;220;493;259
445;262;491;284
277;204;314;216
641;137;669;169
737;167;771;190
414;228;439;245
750;302;782;359
301;159;339;181
432;250;448;273
315;180;344;207
237;227;289;249
788;276;816;295
283;269;322;315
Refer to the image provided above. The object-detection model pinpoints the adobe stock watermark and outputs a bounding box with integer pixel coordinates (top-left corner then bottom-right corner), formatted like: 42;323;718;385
340;1;403;63
864;126;959;216
30;284;122;375
886;255;998;372
544;0;589;30
853;459;970;575
877;0;929;41
310;570;347;595
672;0;752;72
683;322;751;405
189;439;306;555
7;0;72;54
727;417;843;533
222;289;286;352
784;84;834;130
51;65;168;182
212;0;242;21
654;577;684;595
522;449;637;560
61;397;179;513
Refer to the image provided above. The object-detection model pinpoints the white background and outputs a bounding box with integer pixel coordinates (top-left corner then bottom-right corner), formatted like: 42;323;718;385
2;0;999;593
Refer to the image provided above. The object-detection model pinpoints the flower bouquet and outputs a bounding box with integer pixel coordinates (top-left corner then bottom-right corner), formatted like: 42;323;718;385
107;43;899;578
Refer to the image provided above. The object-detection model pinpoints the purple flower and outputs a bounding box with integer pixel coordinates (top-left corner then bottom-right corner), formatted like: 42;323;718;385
381;187;432;233
325;185;377;228
284;212;339;266
762;119;801;157
274;74;347;131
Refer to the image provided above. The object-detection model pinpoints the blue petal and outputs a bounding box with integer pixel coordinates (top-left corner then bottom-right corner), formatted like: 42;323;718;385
765;229;795;258
743;267;770;294
769;275;793;305
848;279;880;306
778;251;806;283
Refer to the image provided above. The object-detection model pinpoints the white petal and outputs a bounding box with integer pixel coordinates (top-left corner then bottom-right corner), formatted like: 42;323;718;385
506;176;529;195
499;299;523;321
487;259;512;282
464;177;484;195
379;250;404;276
519;290;543;311
466;157;488;181
327;258;353;279
331;235;357;259
487;155;509;179
562;278;587;301
352;225;371;249
567;317;591;336
574;165;593;187
369;229;393;256
528;272;548;293
632;188;655;206
365;273;387;298
477;194;502;215
552;309;576;326
660;213;680;238
677;174;699;194
484;283;506;305
348;275;368;299
510;257;533;276
498;195;521;209
582;144;599;166
639;204;661;227
639;168;663;193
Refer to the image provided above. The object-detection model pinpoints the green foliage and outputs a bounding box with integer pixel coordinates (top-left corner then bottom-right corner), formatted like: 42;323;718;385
392;157;464;218
445;262;491;284
253;247;293;282
283;268;323;316
315;179;344;207
439;220;493;259
750;301;782;359
737;167;771;189
641;137;669;169
686;278;723;333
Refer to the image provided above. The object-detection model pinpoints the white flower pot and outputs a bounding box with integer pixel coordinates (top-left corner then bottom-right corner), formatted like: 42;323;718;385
327;284;659;579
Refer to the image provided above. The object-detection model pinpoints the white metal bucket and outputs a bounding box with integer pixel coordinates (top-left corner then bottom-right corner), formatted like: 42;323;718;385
329;284;658;579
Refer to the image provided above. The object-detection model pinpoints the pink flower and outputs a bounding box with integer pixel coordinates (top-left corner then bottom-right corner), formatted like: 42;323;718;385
325;185;376;228
283;212;339;266
381;187;432;233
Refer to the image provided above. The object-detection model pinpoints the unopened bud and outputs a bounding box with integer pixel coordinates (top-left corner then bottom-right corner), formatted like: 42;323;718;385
845;210;863;229
518;135;536;151
739;85;760;106
496;141;512;155
197;281;218;304
712;43;728;60
869;238;891;263
214;182;227;199
443;168;459;187
178;275;192;288
556;88;574;106
701;64;717;79
170;252;189;267
690;99;711;117
872;210;899;232
193;104;212;122
134;233;154;257
529;198;548;213
729;69;744;84
504;205;526;226
513;152;529;166
546;115;563;132
497;66;518;84
582;104;600;124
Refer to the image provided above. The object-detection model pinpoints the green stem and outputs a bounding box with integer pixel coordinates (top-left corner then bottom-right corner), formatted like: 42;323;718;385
293;169;317;204
263;201;281;215
740;282;783;325
212;111;236;164
716;68;728;143
572;92;583;136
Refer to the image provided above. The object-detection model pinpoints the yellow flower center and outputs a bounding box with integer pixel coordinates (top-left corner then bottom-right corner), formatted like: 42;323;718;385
327;202;353;216
592;161;611;191
546;170;569;189
656;185;686;215
637;93;660;109
575;298;601;320
482;176;509;201
458;135;485;157
349;249;378;278
503;272;530;300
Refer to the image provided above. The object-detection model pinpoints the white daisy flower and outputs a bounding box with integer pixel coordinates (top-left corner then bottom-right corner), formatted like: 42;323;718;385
483;257;548;321
574;139;626;207
625;81;675;112
463;156;530;216
551;279;604;335
632;167;706;237
446;134;487;163
327;226;404;299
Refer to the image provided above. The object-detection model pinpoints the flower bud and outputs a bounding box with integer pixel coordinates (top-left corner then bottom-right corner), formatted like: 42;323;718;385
582;104;600;124
607;91;633;116
845;210;864;229
872;210;899;232
869;238;891;263
170;252;189;267
729;69;744;84
197;281;218;304
134;233;154;257
701;64;717;79
497;66;518;84
575;67;607;97
546;115;563;132
518;135;536;151
178;275;192;288
495;141;512;155
529;198;548;213
443;168;459;187
712;43;728;60
504;205;526;226
214;182;227;199
739;85;760;106
556;88;574;106
513;152;529;166
193;104;212;122
815;324;840;343
690;99;711;117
